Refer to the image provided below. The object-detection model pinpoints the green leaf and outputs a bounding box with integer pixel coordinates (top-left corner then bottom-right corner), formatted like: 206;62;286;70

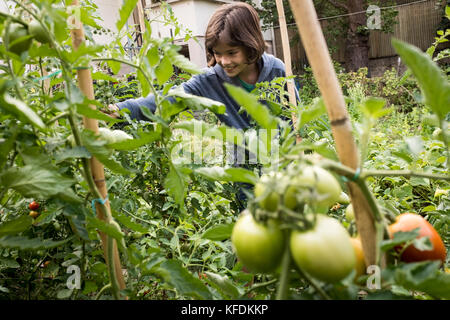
395;261;450;299
204;271;241;299
0;235;72;250
154;259;212;299
54;147;91;163
174;119;244;146
391;38;450;120
76;103;124;124
137;69;150;97
92;72;118;83
380;229;420;251
147;45;160;67
164;163;186;208
202;224;234;241
0;216;33;237
360;97;392;119
0;258;20;269
86;216;124;242
111;210;148;234
164;45;202;75
81;130;131;175
1;94;45;129
116;0;139;32
195;166;258;184
0;165;79;201
168;87;226;115
225;83;278;130
155;55;173;86
299;98;327;128
108;131;161;150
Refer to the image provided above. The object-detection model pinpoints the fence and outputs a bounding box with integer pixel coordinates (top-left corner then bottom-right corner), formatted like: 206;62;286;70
273;0;446;72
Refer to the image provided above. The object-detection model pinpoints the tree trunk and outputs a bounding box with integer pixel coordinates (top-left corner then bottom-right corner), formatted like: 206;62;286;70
345;0;370;72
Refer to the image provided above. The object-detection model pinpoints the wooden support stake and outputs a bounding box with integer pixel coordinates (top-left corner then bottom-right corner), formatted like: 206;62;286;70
288;0;379;266
275;0;301;142
69;0;126;292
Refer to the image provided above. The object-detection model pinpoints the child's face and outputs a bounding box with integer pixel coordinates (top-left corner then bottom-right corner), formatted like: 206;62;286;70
212;39;251;78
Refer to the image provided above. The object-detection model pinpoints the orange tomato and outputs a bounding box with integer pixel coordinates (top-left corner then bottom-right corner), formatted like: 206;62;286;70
350;237;366;277
388;213;446;264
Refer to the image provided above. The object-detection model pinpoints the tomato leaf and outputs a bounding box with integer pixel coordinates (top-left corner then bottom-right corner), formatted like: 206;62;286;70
194;166;259;185
299;97;326;128
394;261;450;299
168;87;226;115
1;94;45;129
116;0;139;32
0;235;72;250
163;45;202;75
204;271;242;299
380;228;420;252
76;103;124;124
164;163;186;211
0;165;80;202
154;259;213;299
108;130;161;150
111;209;148;234
0;216;33;237
202;224;234;241
392;38;450;121
155;55;173;86
224;83;278;130
173;119;245;146
81;129;132;175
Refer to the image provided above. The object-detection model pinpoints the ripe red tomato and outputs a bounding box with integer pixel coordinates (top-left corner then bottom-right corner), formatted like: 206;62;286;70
231;210;284;273
388;213;447;264
29;201;39;211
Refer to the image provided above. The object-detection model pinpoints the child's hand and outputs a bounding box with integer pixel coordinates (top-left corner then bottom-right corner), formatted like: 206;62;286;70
102;104;120;119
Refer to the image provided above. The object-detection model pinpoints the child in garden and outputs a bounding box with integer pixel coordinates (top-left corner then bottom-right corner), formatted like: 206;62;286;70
105;2;298;209
106;2;296;129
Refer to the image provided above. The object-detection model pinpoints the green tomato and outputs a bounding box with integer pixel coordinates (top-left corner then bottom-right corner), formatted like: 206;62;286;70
345;204;354;222
7;23;32;55
290;215;356;283
231;210;284;273
338;191;350;205
284;166;342;210
254;172;286;212
28;20;50;44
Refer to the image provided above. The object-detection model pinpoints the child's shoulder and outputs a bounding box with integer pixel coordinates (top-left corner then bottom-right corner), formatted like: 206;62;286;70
263;53;286;71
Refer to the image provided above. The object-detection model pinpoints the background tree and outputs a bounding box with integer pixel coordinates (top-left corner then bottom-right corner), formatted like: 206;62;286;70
244;0;399;72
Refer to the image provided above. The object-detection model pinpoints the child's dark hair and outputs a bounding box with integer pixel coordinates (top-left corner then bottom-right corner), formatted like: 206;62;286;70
205;2;266;67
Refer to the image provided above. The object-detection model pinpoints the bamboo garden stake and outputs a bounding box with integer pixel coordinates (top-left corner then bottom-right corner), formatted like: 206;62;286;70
275;0;299;131
69;0;126;294
287;0;380;266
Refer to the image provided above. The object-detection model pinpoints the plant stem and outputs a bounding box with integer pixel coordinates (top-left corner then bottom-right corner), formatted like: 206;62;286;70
276;233;291;300
362;170;450;181
241;278;278;298
95;283;112;300
293;265;331;300
45;112;69;126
